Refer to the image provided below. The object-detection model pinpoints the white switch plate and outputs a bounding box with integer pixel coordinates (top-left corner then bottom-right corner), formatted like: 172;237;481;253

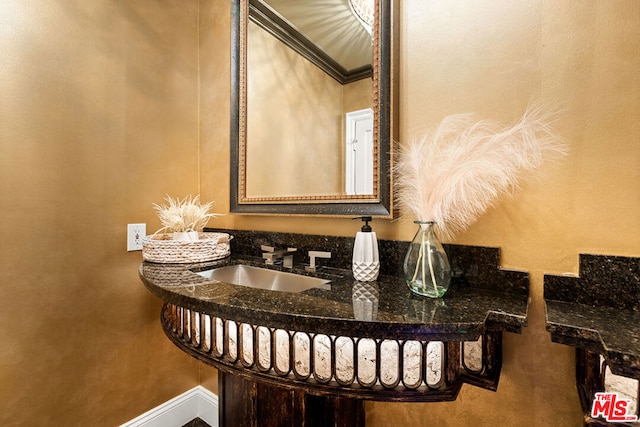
127;223;146;251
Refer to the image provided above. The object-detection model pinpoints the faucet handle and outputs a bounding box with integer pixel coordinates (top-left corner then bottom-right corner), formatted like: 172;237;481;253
306;251;332;272
261;245;276;264
262;245;298;266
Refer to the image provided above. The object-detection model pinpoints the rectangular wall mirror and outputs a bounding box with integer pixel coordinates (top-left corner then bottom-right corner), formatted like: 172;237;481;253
230;0;397;216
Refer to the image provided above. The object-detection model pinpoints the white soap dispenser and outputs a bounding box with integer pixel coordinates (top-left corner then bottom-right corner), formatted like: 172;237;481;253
352;216;380;282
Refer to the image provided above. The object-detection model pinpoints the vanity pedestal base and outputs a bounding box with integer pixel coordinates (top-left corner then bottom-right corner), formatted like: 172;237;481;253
220;372;364;427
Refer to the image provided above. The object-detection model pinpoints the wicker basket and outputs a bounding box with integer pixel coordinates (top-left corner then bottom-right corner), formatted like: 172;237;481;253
142;232;231;264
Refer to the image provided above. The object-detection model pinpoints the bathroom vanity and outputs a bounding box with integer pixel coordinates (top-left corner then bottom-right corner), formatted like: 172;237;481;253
139;231;530;426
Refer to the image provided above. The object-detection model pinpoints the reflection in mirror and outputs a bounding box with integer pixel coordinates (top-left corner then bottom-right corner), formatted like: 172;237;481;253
246;3;373;199
230;0;396;216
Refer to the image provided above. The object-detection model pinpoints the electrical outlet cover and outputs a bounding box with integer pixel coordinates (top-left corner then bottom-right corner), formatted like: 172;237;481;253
127;223;146;251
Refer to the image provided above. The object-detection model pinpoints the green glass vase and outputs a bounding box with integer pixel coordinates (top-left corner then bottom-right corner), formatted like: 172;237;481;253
403;221;451;298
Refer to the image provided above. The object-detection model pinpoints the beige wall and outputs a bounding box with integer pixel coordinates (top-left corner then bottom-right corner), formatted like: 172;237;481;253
0;1;215;425
343;78;374;114
246;21;344;198
206;1;640;426
2;0;639;426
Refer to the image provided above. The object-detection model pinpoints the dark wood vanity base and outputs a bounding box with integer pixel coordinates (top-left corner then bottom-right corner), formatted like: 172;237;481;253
219;373;364;427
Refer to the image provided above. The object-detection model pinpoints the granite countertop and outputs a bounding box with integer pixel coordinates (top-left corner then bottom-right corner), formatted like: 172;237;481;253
140;255;529;342
544;254;640;379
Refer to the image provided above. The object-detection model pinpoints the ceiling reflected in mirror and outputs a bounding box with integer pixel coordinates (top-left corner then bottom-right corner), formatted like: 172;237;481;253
254;0;373;83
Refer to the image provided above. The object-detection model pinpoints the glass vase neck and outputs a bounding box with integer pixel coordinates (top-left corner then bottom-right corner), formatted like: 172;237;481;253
414;221;436;228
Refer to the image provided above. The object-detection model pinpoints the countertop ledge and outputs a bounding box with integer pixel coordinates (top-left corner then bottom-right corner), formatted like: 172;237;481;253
140;253;529;342
544;254;640;379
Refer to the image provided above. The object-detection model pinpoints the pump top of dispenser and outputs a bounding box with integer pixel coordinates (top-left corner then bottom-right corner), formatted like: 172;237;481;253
355;216;372;232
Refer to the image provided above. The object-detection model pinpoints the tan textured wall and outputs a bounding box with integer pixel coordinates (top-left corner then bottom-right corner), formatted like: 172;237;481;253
205;1;640;426
2;0;638;426
343;77;373;114
0;0;205;425
246;22;344;198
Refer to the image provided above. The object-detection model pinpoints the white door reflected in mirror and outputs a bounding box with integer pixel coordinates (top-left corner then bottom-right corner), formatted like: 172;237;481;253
345;108;374;195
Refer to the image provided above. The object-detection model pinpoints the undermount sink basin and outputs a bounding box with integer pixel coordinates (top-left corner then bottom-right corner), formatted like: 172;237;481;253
195;264;331;293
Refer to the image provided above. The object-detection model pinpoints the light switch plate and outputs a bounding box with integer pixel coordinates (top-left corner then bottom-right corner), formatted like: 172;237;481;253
127;223;146;251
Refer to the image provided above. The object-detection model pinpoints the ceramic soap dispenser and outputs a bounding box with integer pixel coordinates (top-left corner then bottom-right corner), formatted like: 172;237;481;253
352;216;380;282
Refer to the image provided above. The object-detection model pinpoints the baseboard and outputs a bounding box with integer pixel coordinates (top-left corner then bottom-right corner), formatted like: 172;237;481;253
121;386;218;427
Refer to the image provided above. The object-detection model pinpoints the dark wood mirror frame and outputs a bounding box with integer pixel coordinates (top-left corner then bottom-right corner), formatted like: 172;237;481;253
230;0;397;216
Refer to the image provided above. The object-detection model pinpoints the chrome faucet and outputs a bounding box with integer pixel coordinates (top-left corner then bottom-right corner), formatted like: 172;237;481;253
261;245;298;268
305;250;332;272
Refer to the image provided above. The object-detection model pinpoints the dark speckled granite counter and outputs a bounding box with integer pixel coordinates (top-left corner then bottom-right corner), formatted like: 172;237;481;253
140;255;528;342
544;254;640;426
139;229;530;414
544;254;640;379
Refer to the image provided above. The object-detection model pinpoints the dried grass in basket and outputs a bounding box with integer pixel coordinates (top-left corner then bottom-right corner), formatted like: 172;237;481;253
142;232;231;264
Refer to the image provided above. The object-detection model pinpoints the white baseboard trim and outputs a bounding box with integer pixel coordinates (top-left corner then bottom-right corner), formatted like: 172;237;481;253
121;386;218;427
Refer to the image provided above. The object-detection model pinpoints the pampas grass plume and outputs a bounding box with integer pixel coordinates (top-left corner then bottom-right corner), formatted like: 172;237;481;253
152;195;221;234
395;106;568;240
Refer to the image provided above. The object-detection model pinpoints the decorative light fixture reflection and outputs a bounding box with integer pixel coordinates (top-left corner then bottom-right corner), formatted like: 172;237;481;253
348;0;375;36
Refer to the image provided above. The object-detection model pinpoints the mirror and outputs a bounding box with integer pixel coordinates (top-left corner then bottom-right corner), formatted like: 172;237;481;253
230;0;397;216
